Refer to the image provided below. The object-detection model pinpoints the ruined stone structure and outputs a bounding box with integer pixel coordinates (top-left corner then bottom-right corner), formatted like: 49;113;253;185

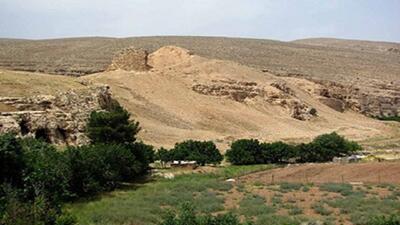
107;48;151;71
0;86;113;145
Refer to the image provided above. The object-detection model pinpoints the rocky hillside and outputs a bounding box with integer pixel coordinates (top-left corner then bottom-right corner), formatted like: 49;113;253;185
0;42;398;149
80;46;392;149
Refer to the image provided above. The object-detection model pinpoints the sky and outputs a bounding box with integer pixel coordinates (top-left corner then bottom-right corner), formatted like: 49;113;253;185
0;0;399;42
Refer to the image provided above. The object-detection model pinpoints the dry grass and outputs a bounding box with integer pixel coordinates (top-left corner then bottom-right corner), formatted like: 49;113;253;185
0;36;399;84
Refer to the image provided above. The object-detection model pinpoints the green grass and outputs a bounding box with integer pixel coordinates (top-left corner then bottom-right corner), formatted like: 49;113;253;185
279;182;303;192
66;165;274;225
288;205;304;215
311;202;333;216
66;166;400;225
237;194;275;218
319;183;354;196
326;194;400;225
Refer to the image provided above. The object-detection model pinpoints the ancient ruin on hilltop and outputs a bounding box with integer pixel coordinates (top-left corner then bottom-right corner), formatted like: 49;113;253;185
107;48;151;71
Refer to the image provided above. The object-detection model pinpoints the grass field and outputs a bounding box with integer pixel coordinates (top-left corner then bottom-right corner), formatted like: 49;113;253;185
66;164;400;225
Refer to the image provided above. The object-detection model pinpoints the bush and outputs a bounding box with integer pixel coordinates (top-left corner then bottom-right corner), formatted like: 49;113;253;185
86;103;141;144
226;133;361;165
65;144;141;197
0;186;75;225
0;133;25;186
367;215;400;225
20;138;71;202
168;140;223;165
261;141;295;164
159;202;252;225
225;139;261;165
129;142;155;174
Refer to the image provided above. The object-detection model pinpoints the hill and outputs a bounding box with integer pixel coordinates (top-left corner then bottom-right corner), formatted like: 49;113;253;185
0;38;399;149
0;36;399;83
0;45;398;149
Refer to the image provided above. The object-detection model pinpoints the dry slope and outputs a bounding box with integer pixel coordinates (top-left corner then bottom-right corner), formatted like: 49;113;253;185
79;46;392;149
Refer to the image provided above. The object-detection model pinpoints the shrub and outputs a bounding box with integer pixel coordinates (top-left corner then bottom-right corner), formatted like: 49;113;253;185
159;202;252;225
225;139;261;165
65;144;141;197
0;133;25;186
19;138;71;201
169;140;223;165
0;186;75;225
128;141;155;174
297;132;361;163
156;147;173;166
367;215;400;225
319;183;353;196
312;202;332;216
261;141;295;164
86;103;141;144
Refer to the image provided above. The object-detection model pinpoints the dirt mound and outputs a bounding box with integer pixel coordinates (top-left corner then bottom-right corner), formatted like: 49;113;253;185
239;162;400;184
148;46;192;69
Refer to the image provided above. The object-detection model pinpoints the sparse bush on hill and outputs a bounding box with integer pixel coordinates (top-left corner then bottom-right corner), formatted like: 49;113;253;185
376;116;400;123
226;132;361;165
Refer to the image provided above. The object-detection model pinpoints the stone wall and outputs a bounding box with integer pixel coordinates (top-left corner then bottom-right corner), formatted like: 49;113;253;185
107;48;151;71
0;85;113;146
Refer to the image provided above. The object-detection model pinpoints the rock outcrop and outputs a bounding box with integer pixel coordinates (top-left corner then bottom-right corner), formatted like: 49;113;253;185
0;85;113;145
313;80;400;117
192;79;317;120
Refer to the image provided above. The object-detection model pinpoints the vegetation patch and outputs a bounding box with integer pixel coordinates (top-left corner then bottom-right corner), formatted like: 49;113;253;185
319;183;354;196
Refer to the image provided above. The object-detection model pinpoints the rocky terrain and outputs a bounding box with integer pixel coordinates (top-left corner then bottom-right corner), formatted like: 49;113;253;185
0;37;399;149
0;84;114;145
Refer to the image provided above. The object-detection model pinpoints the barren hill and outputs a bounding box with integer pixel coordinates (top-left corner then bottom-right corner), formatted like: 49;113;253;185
0;36;399;83
0;39;399;150
77;46;393;149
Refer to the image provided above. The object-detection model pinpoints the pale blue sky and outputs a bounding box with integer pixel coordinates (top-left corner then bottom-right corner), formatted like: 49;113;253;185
0;0;399;42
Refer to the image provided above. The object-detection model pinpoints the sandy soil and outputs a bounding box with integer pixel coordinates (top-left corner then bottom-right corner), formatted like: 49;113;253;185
239;162;400;184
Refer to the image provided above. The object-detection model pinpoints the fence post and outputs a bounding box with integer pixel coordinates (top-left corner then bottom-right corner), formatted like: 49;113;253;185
271;174;275;185
341;175;344;183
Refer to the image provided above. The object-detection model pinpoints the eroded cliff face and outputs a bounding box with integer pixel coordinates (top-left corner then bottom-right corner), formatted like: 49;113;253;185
0;85;113;145
314;80;399;117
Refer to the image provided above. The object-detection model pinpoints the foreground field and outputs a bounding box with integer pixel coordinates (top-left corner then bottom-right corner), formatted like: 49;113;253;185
67;163;400;225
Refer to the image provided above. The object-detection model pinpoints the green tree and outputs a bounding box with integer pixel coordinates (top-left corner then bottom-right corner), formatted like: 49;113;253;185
19;138;71;202
261;141;295;164
170;140;222;166
156;147;172;162
86;104;140;144
0;133;24;186
64;144;139;197
225;139;261;165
